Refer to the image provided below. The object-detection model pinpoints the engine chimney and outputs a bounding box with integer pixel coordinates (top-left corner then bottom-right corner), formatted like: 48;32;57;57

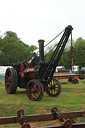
38;39;45;61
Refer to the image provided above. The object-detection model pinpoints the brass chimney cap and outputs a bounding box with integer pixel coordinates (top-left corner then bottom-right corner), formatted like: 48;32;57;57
38;39;45;43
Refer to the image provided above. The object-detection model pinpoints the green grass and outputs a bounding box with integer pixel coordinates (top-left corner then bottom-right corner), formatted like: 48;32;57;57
0;78;85;127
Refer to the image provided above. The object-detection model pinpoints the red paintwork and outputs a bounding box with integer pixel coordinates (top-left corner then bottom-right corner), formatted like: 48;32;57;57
58;69;70;73
20;67;36;79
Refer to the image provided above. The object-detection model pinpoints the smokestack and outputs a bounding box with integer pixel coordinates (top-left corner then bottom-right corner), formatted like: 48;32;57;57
38;39;45;61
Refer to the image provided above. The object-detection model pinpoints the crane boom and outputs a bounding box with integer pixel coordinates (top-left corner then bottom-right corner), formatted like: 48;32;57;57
38;25;73;82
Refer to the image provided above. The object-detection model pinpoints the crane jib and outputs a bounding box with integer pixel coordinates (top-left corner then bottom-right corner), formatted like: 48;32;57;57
40;25;73;81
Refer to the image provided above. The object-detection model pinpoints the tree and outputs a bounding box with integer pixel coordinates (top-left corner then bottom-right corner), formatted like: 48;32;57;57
44;38;85;69
73;38;85;68
44;42;72;69
5;31;18;39
58;50;72;69
0;31;37;66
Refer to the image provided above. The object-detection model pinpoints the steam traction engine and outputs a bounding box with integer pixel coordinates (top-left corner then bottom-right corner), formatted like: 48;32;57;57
5;25;73;101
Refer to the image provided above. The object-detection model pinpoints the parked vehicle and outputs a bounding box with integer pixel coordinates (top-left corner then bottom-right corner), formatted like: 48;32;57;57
56;66;70;73
58;68;70;73
78;67;85;79
56;66;65;72
79;67;85;74
72;66;79;73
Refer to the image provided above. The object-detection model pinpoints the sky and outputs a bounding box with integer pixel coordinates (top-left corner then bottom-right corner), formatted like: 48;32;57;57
0;0;85;47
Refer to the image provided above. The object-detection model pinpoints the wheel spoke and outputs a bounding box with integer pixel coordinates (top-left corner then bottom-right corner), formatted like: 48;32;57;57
26;80;44;101
8;86;12;92
33;93;38;99
46;77;61;97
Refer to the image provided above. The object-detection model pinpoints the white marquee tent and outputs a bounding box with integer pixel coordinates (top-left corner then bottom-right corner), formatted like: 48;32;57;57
0;66;12;77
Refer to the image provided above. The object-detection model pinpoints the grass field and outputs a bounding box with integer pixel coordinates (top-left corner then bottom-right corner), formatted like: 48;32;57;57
0;77;85;127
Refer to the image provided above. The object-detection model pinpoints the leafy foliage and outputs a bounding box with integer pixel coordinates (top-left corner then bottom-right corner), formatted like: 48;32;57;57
73;38;85;68
0;30;85;68
45;38;85;69
58;50;72;69
5;31;18;39
0;31;37;66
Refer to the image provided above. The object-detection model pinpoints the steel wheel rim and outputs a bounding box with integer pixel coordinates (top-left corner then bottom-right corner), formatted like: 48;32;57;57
26;80;44;101
48;79;58;95
46;77;61;97
5;68;12;93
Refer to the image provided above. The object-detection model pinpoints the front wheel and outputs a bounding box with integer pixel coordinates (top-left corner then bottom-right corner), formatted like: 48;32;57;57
26;79;44;101
46;77;61;97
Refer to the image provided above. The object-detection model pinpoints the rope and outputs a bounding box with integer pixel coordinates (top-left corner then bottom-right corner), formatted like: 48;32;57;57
36;29;65;55
45;43;57;57
44;29;65;48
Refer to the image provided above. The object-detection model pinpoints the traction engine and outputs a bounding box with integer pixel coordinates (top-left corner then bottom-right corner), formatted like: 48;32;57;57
5;25;73;101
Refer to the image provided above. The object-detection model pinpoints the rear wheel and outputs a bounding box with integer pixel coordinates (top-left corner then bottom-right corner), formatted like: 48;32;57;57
26;79;44;101
5;68;18;94
46;77;61;97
